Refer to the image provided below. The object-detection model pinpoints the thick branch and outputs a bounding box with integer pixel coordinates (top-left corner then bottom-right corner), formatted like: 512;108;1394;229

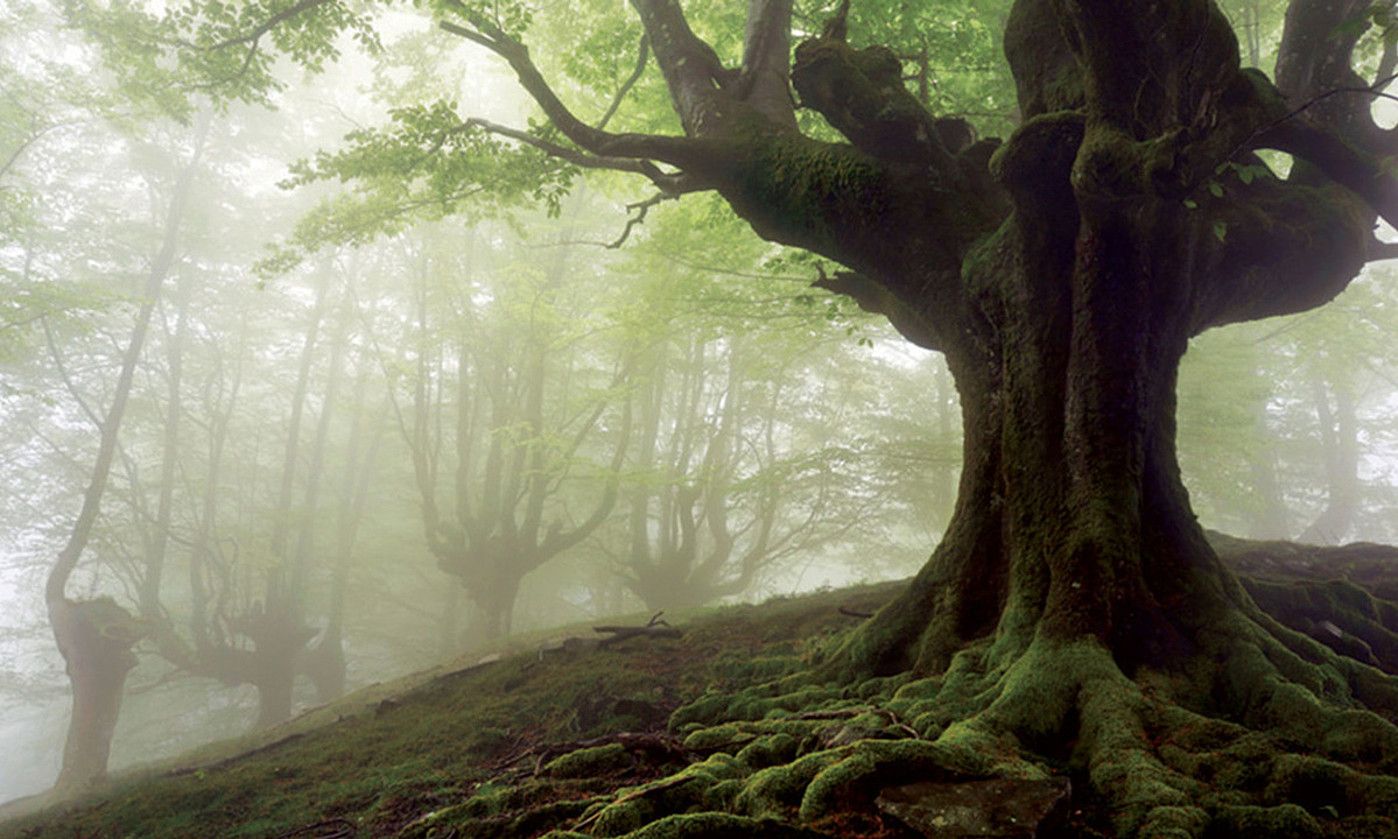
1192;175;1369;332
462;118;670;185
438;7;705;168
627;0;734;135
813;270;943;351
738;0;797;130
1258;117;1398;231
792;34;960;168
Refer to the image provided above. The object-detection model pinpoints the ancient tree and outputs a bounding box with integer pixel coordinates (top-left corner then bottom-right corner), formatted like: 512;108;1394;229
398;242;633;643
43;122;204;791
161;0;1398;832
416;0;1398;832
620;334;865;611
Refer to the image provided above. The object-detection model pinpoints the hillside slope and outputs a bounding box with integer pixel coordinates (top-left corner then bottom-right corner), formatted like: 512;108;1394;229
9;536;1397;839
0;584;908;838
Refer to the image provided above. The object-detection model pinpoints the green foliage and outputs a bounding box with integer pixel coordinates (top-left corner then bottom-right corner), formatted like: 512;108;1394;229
63;0;383;116
258;104;576;274
433;0;535;40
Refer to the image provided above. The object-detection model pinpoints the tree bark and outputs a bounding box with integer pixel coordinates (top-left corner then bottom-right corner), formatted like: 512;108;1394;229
305;363;385;703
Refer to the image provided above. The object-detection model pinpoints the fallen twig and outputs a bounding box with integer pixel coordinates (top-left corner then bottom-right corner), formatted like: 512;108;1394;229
594;611;683;647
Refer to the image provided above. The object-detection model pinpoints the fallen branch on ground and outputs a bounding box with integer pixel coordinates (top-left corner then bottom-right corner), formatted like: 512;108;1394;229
594;611;683;647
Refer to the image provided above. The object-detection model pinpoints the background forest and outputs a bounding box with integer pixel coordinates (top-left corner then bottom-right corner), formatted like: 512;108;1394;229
1;0;1396;803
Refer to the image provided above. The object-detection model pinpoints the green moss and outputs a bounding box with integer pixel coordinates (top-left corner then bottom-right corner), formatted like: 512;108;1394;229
670;693;732;731
1325;815;1398;839
543;743;633;779
1206;804;1323;839
735;734;799;769
799;738;991;822
709;653;804;685
588;756;753;837
1137;805;1209;839
619;812;820;838
403;793;606;839
733;749;846;820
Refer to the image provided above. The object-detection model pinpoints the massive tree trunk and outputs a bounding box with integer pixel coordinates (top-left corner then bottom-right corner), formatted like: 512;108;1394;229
49;600;143;794
468;570;523;644
839;221;1207;678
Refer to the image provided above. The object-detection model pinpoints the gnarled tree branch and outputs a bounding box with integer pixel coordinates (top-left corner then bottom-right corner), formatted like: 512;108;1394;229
438;5;706;168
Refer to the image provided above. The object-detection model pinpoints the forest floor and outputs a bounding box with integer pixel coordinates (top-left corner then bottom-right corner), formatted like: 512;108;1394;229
1;581;1033;839
5;540;1396;839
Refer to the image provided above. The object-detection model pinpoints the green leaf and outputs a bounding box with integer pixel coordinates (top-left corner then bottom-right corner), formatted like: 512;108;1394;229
1208;182;1224;198
1213;221;1228;242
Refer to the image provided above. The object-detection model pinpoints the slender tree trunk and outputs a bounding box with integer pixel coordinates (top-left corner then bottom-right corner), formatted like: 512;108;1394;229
46;120;206;792
1298;376;1360;545
140;270;193;620
245;270;335;729
189;312;246;654
305;371;386;704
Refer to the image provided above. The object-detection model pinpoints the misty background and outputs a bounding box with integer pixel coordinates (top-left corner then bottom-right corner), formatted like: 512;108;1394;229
2;0;1395;803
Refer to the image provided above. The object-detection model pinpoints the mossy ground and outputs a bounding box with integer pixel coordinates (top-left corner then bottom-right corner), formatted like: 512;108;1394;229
0;584;904;839
6;558;1398;839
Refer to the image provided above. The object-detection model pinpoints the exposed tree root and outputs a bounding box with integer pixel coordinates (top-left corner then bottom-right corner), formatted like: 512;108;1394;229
643;624;1397;838
400;549;1398;839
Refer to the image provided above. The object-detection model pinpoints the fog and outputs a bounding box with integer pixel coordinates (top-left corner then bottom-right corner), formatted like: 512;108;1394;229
1;0;1395;821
